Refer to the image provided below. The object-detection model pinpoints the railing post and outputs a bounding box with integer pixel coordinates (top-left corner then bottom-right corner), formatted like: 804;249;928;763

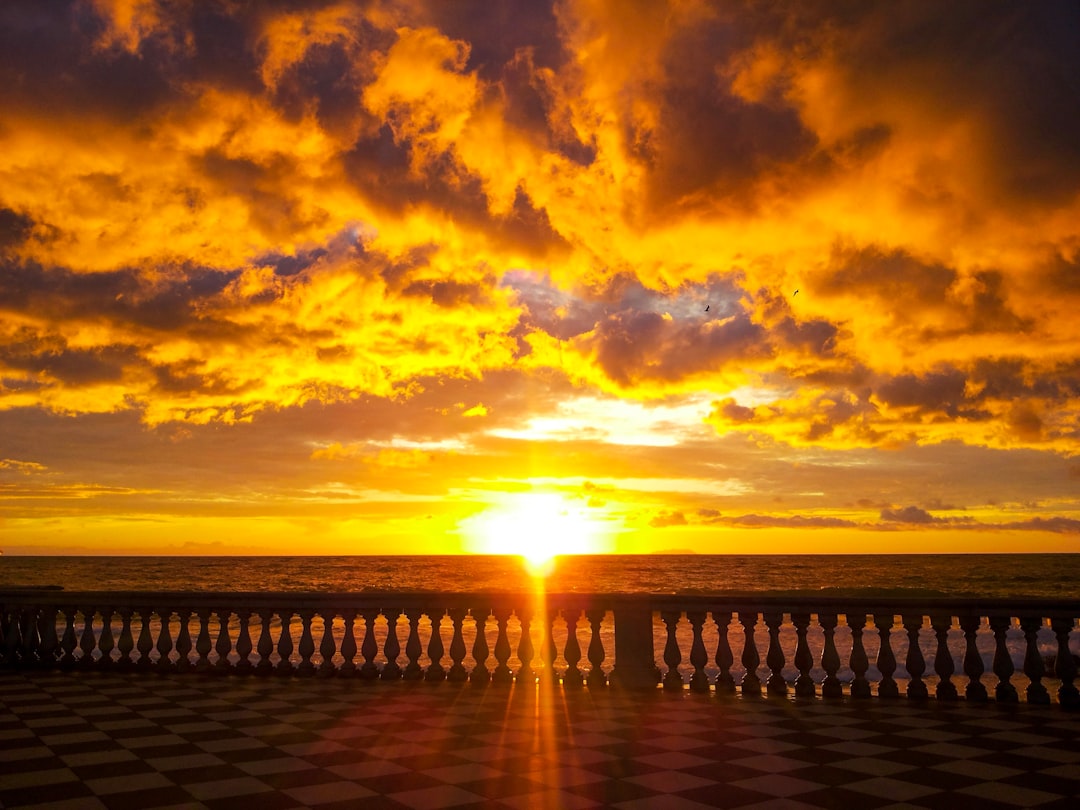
339;610;357;677
903;614;927;700
990;615;1018;702
360;613;379;680
713;610;735;694
404;610;423;680
959;614;986;702
792;612;815;699
175;609;194;673
116;608;134;670
876;614;899;698
687;610;709;693
471;609;492;685
1051;618;1079;710
661;610;683;691
820;613;842;699
931;615;957;701
426;610;447;682
97;609;115;670
764;612;787;696
254;610;273;676
1020;616;1050;705
276;611;295;676
492;608;512;684
382;611;403;680
849;614;871;699
739;610;761;697
296;610;315;676
516;609;535;684
586;609;607;689
610;601;660;689
214;610;234;674
563;609;584;688
195;608;213;673
448;608;468;682
236;610;254;675
136;608;154;671
318;612;337;677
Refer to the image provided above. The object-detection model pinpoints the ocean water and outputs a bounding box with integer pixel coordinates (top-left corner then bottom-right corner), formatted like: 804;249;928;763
2;553;1079;598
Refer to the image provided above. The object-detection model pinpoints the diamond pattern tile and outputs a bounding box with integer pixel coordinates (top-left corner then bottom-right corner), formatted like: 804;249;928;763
1;670;1078;809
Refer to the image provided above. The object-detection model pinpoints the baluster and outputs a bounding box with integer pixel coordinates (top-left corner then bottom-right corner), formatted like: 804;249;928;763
213;609;233;673
338;610;357;676
791;613;814;698
58;607;78;668
931;615;957;700
687;611;708;693
235;610;253;675
5;608;25;666
662;610;683;691
0;609;8;665
404;610;424;680
819;613;842;699
876;615;899;698
254;610;273;676
764;612;787;696
739;611;761;696
382;611;403;680
426;611;447;682
848;614;871;698
563;609;584;688
38;607;59;668
20;608;40;666
76;609;96;668
586;609;606;689
517;610;535;684
1020;616;1050;705
297;610;316;676
540;610;558;685
492;608;513;684
154;610;173;672
136;609;155;670
1051;618;1079;710
904;614;927;700
990;615;1018;702
175;609;193;673
959;615;987;702
195;608;213;672
714;611;735;694
276;611;295;676
116;607;134;670
359;613;379;680
317;612;337;677
97;608;115;670
471;610;492;685
448;608;468;682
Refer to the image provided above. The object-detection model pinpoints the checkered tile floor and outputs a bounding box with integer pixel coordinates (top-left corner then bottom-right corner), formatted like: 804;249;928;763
1;672;1078;809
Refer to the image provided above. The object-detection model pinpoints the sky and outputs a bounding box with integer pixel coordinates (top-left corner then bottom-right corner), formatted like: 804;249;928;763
2;0;1080;556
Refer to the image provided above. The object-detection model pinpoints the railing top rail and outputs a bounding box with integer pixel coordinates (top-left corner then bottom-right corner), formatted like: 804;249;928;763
2;589;1080;615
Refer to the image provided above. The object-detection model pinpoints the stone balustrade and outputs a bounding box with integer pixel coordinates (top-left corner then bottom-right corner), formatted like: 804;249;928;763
1;590;1077;709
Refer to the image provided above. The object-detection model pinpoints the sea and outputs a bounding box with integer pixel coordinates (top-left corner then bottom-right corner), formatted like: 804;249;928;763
1;553;1078;598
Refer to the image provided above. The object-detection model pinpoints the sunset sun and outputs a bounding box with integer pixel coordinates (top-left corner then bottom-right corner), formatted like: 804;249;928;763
461;492;611;575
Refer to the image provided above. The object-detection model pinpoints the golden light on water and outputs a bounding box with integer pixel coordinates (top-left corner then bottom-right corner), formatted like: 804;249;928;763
460;492;613;576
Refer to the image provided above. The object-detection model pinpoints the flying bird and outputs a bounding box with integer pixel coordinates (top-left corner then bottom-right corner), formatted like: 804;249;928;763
705;305;709;312
793;289;799;296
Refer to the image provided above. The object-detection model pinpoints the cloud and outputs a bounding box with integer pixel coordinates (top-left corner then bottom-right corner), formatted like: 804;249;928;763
649;509;687;528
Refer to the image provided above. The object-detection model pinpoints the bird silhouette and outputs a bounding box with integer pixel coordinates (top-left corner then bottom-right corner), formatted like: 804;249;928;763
793;289;799;296
705;305;709;312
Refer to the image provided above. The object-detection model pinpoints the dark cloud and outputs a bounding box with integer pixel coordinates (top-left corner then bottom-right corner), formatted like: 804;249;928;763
640;14;817;213
711;513;858;529
880;505;936;524
649;509;687;528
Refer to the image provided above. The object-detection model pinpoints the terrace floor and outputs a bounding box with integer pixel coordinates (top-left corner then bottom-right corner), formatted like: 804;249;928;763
1;671;1078;810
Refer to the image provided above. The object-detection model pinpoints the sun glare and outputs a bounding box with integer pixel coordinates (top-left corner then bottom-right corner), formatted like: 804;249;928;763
461;492;611;576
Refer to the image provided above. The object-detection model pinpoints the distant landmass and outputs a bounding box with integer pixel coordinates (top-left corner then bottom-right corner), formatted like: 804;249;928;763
652;548;698;554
